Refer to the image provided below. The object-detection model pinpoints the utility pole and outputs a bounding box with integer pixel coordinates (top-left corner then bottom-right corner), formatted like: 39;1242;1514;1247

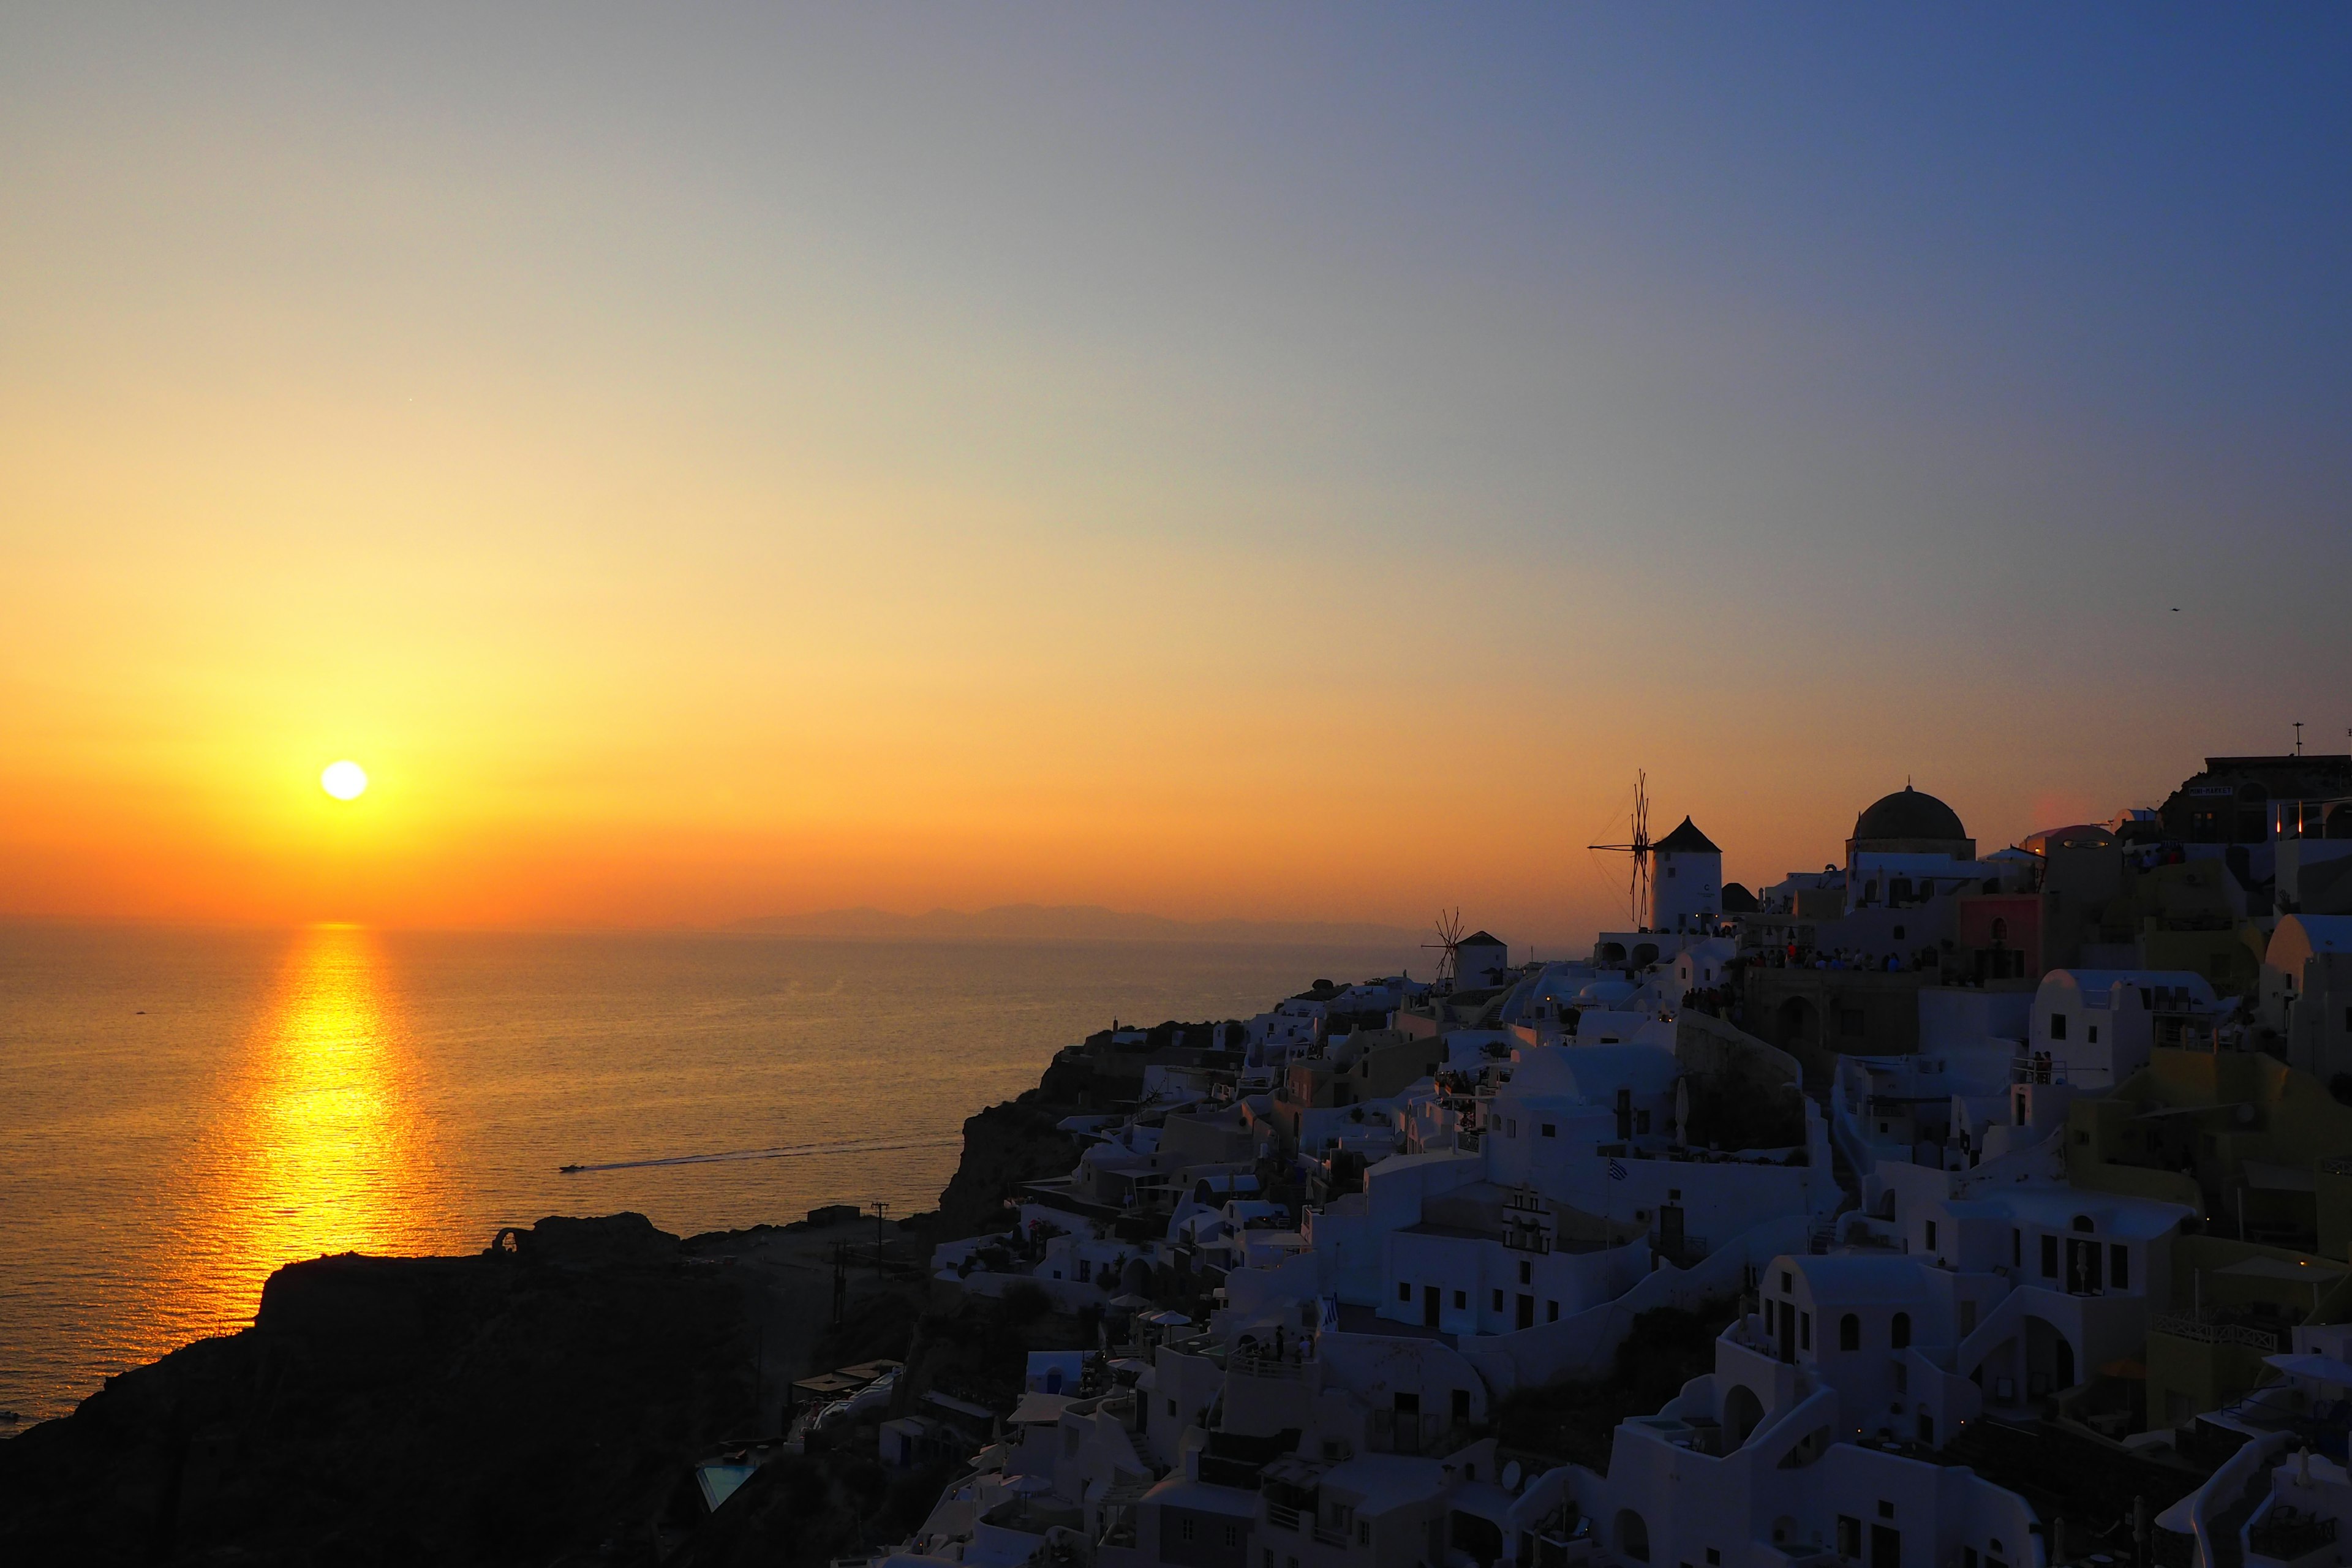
831;1241;847;1326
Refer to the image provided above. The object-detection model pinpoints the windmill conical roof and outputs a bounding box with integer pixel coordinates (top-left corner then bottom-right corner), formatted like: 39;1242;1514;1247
1653;816;1719;854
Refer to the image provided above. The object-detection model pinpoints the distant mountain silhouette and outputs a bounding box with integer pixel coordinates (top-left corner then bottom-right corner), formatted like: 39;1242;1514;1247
729;903;1417;947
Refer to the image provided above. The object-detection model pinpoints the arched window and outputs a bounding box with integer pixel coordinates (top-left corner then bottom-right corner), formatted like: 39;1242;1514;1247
1990;918;2008;944
2072;1215;2094;1232
1892;1312;1911;1350
1839;1313;1860;1351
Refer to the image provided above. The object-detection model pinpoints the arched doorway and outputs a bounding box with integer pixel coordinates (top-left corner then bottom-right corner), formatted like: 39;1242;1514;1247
2024;1316;2077;1396
1724;1384;1766;1448
1615;1510;1651;1564
1451;1510;1504;1568
1775;997;1819;1050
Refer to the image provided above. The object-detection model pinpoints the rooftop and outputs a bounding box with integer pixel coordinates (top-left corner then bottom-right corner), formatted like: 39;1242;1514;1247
1852;786;1969;845
1654;816;1721;854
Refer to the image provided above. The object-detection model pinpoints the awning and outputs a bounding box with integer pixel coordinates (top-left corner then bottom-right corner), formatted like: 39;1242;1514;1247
2266;1352;2352;1387
1009;1391;1074;1426
2242;1161;2319;1193
2217;1257;2346;1281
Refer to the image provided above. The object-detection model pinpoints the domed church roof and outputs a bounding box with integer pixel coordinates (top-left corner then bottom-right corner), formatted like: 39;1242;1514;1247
1853;786;1967;843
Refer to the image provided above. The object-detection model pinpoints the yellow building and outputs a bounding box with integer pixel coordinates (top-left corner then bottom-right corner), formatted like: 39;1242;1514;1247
2065;1046;2352;1425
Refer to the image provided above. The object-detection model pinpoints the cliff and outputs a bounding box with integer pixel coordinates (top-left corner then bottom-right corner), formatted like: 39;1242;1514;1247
928;1048;1093;1238
0;1214;757;1566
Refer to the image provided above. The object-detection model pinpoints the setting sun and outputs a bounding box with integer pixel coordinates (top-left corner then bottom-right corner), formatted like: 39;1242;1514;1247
320;761;369;802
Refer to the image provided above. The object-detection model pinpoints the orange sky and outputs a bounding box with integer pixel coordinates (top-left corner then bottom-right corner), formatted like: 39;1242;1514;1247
4;10;2345;948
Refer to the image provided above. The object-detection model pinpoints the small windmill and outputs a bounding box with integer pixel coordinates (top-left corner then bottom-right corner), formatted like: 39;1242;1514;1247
1424;908;1467;991
1589;771;1654;931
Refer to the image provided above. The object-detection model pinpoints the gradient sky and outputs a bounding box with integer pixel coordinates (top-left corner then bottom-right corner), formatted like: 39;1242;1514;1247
4;6;2348;945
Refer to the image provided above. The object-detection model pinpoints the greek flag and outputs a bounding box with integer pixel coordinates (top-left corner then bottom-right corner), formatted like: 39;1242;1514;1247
1607;1159;1628;1181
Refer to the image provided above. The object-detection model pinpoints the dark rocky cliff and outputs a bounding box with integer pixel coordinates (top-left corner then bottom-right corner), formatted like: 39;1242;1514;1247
0;1214;757;1567
929;1049;1091;1238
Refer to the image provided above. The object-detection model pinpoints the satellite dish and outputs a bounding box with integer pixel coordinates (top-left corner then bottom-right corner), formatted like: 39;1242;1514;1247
1502;1460;1523;1491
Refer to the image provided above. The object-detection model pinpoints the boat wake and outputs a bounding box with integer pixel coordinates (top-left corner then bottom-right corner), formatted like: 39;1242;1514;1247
558;1133;962;1174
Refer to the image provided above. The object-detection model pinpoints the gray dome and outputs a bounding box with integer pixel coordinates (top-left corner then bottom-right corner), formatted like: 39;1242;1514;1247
1852;786;1967;845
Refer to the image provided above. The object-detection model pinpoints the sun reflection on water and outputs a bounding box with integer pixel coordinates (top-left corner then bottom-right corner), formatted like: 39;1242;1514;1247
172;924;450;1334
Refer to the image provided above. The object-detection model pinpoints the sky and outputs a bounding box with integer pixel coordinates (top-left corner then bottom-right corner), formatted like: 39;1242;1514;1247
2;5;2348;945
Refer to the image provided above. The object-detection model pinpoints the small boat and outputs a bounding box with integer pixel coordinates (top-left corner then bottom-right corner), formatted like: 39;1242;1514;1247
559;1164;584;1174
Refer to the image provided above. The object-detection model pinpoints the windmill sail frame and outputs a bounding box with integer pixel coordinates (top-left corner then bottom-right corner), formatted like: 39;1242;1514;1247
1589;771;1654;932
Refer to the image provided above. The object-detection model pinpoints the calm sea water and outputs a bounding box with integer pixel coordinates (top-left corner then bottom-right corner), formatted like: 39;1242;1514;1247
0;924;1412;1423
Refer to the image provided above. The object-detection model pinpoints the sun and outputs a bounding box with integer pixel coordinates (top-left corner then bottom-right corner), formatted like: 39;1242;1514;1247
320;760;369;801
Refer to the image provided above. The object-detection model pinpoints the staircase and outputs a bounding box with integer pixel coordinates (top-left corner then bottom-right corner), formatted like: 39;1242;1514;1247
2201;1449;2286;1568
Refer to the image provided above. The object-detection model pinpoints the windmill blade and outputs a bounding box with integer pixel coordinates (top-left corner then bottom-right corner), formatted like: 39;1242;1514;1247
1421;907;1464;988
1589;769;1657;930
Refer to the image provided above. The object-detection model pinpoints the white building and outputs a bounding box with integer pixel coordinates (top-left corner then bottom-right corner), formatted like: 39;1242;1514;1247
2027;969;2221;1088
1457;932;1513;992
1652;817;1726;936
1590;1258;2043;1568
2260;914;2352;1083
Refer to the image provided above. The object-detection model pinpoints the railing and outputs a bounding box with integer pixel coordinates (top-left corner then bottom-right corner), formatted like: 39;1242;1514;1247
2157;1017;2222;1052
2150;1314;2286;1351
1368;1412;1472;1457
2250;1510;2337;1559
1314;1525;1350;1547
1649;1231;1708;1268
1232;1355;1307;1382
1266;1505;1302;1532
1503;1229;1553;1254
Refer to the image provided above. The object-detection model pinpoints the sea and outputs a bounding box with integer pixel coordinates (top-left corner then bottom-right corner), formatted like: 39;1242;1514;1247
0;922;1415;1425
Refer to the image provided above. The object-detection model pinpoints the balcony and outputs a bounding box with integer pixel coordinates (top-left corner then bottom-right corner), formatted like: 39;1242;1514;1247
2150;1313;2286;1352
1232;1354;1308;1382
2250;1508;2337;1561
1266;1504;1302;1532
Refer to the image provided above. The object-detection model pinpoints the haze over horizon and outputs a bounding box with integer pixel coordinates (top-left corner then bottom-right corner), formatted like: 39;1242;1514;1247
4;6;2348;947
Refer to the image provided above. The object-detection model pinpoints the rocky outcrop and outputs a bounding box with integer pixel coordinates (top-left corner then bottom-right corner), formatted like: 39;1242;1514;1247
930;1052;1091;1239
0;1214;756;1566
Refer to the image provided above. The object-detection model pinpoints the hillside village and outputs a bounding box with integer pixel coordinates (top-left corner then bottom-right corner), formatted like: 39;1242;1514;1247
786;754;2352;1568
